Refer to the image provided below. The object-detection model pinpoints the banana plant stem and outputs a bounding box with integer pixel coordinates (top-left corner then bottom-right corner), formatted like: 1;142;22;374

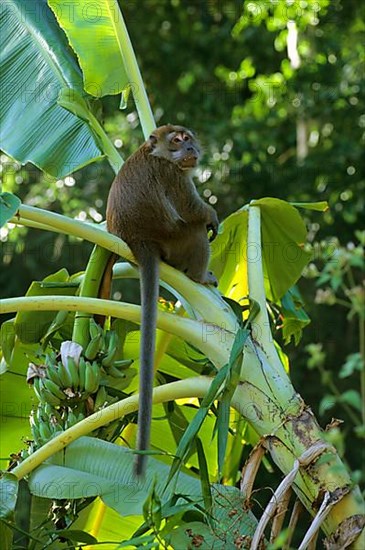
116;3;155;137
17;204;132;260
14;205;235;330
0;295;232;366
247;204;284;375
72;246;112;347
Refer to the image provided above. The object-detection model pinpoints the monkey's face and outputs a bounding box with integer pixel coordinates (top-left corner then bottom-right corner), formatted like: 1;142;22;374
149;125;201;170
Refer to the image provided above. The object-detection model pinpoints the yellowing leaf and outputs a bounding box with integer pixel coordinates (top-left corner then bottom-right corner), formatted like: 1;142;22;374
210;198;312;304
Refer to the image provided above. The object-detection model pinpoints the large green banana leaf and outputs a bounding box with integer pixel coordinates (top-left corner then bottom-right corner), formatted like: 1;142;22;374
0;0;103;177
210;198;311;303
48;0;129;97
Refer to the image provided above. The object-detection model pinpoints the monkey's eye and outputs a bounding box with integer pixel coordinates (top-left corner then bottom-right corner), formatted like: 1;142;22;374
183;134;190;141
172;136;182;144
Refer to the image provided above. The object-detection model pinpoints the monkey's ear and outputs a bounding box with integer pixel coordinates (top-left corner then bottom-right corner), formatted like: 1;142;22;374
148;134;158;149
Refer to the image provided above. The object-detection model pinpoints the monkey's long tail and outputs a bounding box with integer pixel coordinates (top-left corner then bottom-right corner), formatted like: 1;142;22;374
134;243;160;477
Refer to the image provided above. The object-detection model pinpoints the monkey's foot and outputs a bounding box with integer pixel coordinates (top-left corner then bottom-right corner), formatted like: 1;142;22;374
203;271;218;287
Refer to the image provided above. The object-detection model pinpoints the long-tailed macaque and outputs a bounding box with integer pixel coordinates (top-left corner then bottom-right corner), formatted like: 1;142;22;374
106;124;219;476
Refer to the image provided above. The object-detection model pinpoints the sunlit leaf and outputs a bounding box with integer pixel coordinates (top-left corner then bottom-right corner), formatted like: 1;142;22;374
253;198;311;301
210;198;311;304
48;0;129;97
210;208;249;305
291;201;329;212
72;498;146;544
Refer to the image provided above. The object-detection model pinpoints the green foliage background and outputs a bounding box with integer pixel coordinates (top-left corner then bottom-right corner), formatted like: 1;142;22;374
1;0;364;478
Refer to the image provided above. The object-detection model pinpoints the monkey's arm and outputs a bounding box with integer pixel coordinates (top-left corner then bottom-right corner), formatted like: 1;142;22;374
179;183;219;240
157;193;186;227
139;190;186;239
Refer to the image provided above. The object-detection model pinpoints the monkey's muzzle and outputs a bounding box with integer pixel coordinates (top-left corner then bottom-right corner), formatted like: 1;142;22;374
180;155;199;169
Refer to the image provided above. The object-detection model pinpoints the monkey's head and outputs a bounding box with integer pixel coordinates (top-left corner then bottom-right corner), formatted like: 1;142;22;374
148;124;200;170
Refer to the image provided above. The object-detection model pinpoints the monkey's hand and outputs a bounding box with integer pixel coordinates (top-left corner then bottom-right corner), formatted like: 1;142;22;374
207;211;219;242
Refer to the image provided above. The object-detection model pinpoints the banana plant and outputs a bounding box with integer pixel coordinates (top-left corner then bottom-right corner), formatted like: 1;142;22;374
0;1;364;547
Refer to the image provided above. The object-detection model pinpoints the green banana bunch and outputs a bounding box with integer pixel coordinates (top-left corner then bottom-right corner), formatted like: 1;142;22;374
30;403;64;446
79;356;87;391
64;410;85;430
113;359;133;370
102;358;133;381
107;365;127;379
33;376;61;406
85;318;105;360
46;356;80;392
38;420;53;442
84;360;101;394
85;333;103;360
44;404;64;435
46;363;63;387
42;354;104;400
32;377;43;402
65;356;79;389
43;402;60;419
101;330;134;374
57;358;73;388
94;386;108;410
44;350;58;369
101;330;118;367
89;318;103;340
30;411;41;446
42;378;66;401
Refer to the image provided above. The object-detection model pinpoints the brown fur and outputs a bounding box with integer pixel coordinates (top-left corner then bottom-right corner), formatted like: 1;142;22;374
106;124;218;475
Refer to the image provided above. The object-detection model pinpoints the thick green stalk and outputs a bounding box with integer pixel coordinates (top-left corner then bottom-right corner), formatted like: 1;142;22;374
115;2;155;137
9;217;67;233
236;345;364;543
247;204;284;374
0;296;231;365
72;246;112;347
240;203;364;544
243;203;365;544
85;108;123;173
18;204;131;259
112;262;236;332
16;205;235;330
